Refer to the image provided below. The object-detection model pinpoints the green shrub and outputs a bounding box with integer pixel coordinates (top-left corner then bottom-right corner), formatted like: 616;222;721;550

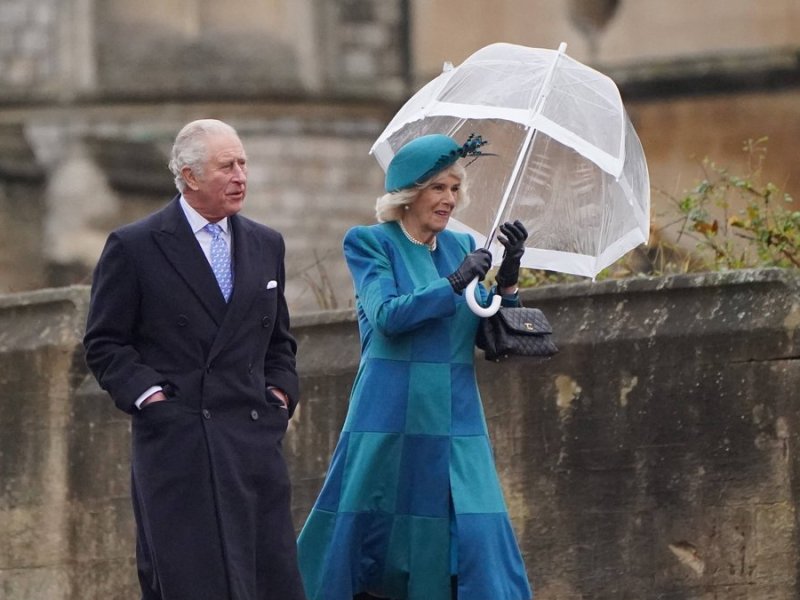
668;138;798;271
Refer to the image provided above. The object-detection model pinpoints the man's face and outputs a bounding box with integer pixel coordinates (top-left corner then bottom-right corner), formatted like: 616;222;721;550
183;132;247;222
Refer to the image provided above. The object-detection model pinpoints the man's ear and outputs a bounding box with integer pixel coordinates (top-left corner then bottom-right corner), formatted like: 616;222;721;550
182;166;200;191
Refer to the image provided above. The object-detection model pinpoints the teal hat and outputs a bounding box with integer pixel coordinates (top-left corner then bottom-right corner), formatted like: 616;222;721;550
385;133;487;192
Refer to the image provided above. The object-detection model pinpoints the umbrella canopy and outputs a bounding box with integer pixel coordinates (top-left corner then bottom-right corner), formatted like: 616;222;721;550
370;42;650;281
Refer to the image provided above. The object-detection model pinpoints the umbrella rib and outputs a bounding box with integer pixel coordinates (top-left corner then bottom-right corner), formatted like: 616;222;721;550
531;43;567;112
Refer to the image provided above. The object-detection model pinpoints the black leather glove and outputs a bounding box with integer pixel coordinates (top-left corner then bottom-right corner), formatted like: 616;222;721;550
495;220;528;288
447;248;493;294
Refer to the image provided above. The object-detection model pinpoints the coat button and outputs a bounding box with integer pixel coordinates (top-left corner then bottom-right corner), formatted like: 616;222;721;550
202;409;211;419
176;314;188;327
250;410;259;420
261;316;271;327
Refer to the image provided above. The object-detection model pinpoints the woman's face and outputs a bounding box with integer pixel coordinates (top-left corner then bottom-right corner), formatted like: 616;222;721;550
405;172;461;238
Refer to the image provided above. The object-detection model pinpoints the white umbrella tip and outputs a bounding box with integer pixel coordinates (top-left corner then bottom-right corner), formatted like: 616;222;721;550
442;61;454;72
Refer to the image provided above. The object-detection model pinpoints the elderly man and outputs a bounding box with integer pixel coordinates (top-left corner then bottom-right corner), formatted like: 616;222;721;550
84;119;305;600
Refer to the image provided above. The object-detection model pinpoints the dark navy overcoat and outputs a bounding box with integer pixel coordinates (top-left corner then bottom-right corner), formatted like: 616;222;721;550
84;197;304;600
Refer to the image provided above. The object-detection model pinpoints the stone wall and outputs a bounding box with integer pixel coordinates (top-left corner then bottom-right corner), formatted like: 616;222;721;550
1;269;799;599
0;0;94;102
0;0;60;93
0;0;408;102
0;124;47;293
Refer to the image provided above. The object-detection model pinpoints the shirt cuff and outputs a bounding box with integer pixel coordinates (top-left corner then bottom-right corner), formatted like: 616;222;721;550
135;385;163;409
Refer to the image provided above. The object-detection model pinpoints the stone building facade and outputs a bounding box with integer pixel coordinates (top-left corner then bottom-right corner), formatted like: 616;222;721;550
0;0;798;312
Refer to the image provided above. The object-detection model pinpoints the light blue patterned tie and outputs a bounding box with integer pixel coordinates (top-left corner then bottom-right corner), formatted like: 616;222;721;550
204;223;233;302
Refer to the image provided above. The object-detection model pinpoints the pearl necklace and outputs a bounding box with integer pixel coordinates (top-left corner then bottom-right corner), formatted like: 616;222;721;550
399;219;437;251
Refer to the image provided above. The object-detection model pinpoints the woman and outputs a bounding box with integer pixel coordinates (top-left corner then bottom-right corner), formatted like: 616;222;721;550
297;134;532;600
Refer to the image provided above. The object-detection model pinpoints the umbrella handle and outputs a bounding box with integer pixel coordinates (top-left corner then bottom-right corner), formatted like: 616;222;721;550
465;278;502;317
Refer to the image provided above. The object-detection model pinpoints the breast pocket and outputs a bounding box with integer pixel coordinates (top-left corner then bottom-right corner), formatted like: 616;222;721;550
257;280;279;330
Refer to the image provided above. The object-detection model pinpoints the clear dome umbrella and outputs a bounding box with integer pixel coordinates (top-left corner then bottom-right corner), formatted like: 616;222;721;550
370;42;650;316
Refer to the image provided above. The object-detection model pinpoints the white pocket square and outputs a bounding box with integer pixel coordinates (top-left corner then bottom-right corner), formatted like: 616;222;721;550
266;280;278;290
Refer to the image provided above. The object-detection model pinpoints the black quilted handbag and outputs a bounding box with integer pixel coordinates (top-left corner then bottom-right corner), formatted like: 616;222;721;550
476;306;559;362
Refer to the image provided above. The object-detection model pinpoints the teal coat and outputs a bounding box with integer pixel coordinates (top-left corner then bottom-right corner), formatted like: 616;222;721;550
298;222;531;600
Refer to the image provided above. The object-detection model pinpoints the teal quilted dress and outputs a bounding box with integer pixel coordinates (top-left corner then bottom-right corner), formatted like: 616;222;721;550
297;222;532;600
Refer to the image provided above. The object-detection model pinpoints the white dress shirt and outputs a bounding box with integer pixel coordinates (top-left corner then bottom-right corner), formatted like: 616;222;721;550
180;195;232;261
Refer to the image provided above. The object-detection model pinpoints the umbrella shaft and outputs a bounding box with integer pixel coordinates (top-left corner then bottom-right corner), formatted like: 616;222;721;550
484;44;567;250
484;125;537;249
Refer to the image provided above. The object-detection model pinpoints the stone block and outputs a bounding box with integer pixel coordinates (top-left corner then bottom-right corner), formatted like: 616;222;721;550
0;566;71;600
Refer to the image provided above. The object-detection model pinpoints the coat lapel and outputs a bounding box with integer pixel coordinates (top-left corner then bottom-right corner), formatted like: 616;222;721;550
151;197;227;325
207;214;263;362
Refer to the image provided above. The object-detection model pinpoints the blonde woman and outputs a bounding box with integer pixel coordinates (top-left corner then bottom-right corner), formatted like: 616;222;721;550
298;134;530;600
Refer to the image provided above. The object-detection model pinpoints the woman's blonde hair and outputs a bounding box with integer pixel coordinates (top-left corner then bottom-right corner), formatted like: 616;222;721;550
375;162;470;223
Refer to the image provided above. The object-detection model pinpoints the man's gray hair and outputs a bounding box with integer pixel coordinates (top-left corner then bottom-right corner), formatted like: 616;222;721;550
169;119;239;193
374;163;470;223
